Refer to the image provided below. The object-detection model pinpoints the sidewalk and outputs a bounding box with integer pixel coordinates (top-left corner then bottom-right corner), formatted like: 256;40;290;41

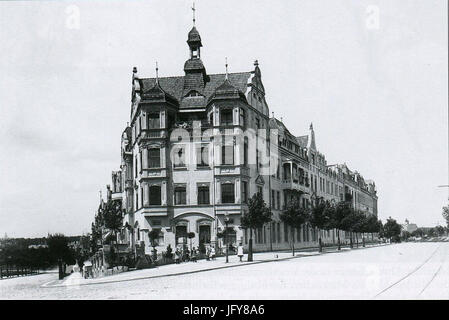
44;243;385;288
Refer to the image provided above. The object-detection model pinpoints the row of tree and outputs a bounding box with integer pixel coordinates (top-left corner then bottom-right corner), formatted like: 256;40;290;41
402;225;448;240
241;192;400;261
0;233;81;270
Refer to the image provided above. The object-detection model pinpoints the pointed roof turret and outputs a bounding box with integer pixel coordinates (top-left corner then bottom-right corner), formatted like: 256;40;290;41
140;63;178;106
308;122;317;150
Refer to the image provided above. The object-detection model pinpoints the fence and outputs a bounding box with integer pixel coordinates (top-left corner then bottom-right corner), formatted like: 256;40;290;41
0;265;39;279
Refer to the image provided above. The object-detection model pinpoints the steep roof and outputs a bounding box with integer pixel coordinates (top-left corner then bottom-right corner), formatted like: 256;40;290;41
140;81;179;106
207;78;247;104
296;135;309;148
140;72;251;109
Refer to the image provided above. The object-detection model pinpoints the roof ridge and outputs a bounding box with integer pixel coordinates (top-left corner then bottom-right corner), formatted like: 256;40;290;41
141;71;251;81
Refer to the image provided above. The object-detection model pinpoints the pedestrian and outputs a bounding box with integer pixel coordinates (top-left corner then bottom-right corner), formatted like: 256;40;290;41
174;249;180;264
237;243;244;262
206;246;210;261
191;248;197;262
210;246;216;260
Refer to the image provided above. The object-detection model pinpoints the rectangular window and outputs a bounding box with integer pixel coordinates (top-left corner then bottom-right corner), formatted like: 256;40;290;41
139;151;143;173
196;144;209;167
149;185;161;205
222;145;234;165
221;183;235;204
174;186;187;205
197;185;210;205
244;137;248;166
140;187;143;207
239;108;245;126
136;193;139;210
271;190;275;209
148;113;160;129
173;145;186;168
242;181;248;204
284;223;288;242
148;148;160;168
277;191;281;210
277;223;281;243
220;109;233;126
135;156;138;178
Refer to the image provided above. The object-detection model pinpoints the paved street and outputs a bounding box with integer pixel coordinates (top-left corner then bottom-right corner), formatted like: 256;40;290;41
1;242;448;299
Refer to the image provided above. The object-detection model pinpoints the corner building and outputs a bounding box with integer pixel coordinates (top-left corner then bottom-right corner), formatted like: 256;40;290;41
113;22;378;255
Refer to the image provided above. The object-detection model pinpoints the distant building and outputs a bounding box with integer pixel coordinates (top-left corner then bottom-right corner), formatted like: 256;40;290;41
402;219;418;234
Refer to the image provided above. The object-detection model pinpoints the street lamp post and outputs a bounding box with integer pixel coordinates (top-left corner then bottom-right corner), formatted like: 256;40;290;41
224;213;230;263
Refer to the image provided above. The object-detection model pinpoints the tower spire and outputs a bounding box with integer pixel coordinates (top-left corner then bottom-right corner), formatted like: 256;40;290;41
192;2;196;26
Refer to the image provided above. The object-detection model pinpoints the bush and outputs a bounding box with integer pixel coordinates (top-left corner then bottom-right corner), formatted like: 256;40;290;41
135;255;151;269
164;244;173;259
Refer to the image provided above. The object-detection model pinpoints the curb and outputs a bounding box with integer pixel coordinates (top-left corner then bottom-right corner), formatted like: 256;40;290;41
42;243;386;288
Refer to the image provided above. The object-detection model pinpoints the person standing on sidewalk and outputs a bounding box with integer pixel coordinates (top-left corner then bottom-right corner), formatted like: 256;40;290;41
210;246;216;260
174;249;180;264
237;243;244;262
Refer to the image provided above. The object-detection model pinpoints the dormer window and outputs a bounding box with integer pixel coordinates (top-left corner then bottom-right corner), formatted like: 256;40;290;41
187;90;201;97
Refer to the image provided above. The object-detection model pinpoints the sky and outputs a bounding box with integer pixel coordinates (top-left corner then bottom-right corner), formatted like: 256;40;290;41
0;0;447;238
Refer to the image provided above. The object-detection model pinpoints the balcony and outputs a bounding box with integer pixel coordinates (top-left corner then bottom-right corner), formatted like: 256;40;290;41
282;179;309;193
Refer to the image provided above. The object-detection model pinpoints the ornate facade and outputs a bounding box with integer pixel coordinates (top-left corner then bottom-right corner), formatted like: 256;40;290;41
108;18;378;255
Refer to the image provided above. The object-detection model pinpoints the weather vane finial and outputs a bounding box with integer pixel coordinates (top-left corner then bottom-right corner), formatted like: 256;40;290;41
155;61;159;84
192;2;196;26
225;57;228;80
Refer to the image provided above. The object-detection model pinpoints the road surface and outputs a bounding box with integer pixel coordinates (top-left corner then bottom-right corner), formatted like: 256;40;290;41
0;242;448;299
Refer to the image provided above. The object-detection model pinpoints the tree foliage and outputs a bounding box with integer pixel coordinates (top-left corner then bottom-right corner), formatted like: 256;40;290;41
442;206;449;227
241;192;272;230
280;198;309;229
47;233;73;263
103;199;123;234
309;200;333;231
148;229;161;248
383;217;402;241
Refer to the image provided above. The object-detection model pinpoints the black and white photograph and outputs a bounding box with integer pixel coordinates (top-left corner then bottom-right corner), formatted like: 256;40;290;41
0;0;448;305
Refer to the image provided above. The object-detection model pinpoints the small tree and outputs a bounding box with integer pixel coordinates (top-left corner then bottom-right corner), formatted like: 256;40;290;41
352;210;368;248
330;201;352;250
47;233;72;279
240;192;272;262
103;200;123;240
102;199;123;266
148;229;160;261
280;198;310;256
383;217;402;242
364;214;379;242
309;199;333;252
340;208;358;248
442;206;449;228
